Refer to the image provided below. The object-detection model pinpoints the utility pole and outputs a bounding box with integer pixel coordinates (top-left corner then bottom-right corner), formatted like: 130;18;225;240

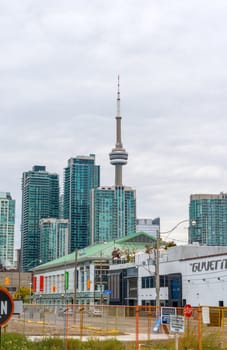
99;251;103;304
155;229;160;314
154;220;191;314
74;248;78;305
73;248;78;322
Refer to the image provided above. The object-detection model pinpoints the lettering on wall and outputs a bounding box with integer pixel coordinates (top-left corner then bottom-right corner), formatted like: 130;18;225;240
190;259;227;272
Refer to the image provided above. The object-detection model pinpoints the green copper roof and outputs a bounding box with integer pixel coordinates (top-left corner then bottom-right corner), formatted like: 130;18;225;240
34;231;156;270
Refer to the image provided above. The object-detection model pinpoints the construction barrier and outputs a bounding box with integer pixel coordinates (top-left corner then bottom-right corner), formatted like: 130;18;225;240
5;304;227;350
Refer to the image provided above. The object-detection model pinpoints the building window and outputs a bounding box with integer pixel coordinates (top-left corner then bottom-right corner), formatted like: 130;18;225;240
141;276;155;289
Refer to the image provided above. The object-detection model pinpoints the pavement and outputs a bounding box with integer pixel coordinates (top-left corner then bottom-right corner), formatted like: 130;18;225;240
28;333;174;342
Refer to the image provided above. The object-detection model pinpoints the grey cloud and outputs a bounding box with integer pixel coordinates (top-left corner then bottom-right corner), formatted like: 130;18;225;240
1;0;227;247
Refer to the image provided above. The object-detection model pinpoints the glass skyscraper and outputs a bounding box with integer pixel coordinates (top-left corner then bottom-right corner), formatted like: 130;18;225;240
91;186;136;244
63;155;100;252
0;192;15;269
91;78;136;244
21;165;59;271
189;192;227;246
40;218;69;264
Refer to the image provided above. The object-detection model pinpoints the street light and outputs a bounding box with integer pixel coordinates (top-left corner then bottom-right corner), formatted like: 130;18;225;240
155;229;160;313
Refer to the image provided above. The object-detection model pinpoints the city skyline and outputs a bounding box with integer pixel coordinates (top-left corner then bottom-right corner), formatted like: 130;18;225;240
1;1;227;247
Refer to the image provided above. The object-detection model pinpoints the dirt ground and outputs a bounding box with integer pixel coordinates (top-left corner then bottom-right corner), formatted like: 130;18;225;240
5;316;124;337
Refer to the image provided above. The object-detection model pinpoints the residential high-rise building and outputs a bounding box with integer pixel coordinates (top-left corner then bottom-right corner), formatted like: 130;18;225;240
189;192;227;246
64;155;100;252
91;186;136;243
91;78;136;244
136;218;160;238
40;218;69;264
21;165;59;271
0;192;15;269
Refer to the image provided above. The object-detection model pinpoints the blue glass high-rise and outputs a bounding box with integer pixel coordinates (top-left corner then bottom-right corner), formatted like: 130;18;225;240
21;165;59;271
64;155;100;252
189;193;227;245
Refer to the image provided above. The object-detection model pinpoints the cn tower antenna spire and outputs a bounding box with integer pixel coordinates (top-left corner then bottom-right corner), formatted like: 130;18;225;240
116;75;122;148
117;75;120;118
109;77;128;187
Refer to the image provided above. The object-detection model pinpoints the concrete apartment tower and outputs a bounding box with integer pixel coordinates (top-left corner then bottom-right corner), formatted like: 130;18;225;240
91;77;136;244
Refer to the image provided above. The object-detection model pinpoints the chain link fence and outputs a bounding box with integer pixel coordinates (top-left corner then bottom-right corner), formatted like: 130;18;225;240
5;304;227;349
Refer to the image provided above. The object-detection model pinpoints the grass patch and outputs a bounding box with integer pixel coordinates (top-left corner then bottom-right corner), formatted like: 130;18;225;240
1;332;32;350
1;334;134;350
1;331;227;350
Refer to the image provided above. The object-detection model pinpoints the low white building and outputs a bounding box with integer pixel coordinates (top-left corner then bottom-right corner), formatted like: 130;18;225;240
32;233;227;307
32;232;156;305
137;245;227;307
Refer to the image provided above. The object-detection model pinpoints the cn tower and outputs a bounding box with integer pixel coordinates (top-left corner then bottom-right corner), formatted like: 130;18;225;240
91;77;136;244
109;76;128;186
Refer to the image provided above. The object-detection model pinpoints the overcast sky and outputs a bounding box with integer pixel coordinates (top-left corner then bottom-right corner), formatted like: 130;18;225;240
1;0;227;248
